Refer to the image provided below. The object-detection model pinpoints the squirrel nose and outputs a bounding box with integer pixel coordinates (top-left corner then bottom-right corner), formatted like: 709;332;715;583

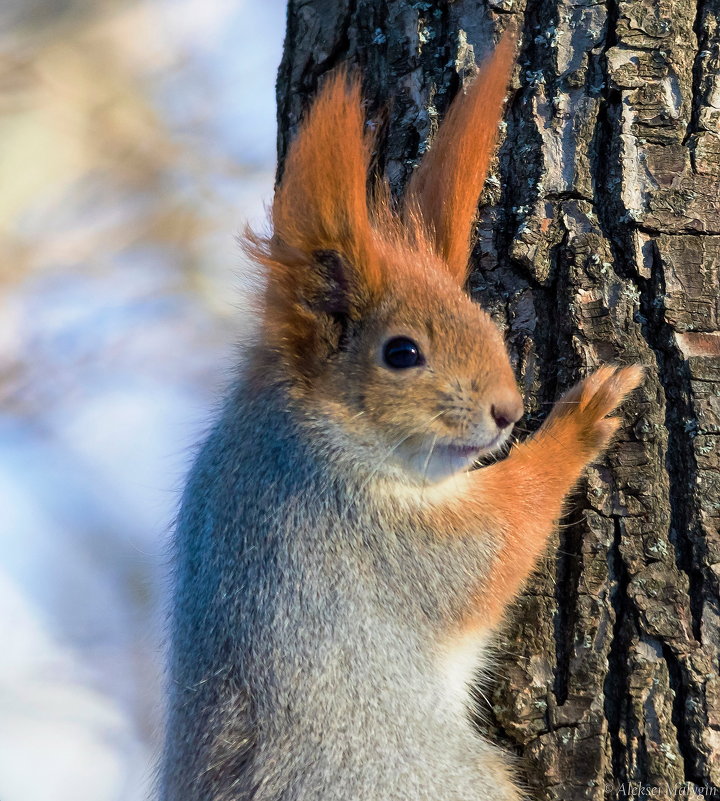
490;392;523;430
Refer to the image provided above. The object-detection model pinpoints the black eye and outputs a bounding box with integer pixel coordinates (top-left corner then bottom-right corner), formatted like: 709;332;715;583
382;337;424;369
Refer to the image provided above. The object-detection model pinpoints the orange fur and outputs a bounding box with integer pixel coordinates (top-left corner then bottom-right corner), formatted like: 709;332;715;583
271;70;380;289
404;29;516;282
241;40;641;638
433;366;644;628
243;70;383;382
244;35;517;383
163;34;646;801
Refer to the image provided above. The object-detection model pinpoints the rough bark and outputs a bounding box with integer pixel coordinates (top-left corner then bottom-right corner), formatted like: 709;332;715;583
276;2;720;799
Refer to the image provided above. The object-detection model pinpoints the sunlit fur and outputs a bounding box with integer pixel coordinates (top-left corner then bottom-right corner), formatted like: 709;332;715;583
161;31;644;801
404;30;516;281
244;35;522;484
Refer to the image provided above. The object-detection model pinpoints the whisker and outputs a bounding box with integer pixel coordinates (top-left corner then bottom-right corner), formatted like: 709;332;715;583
502;416;571;458
348;410;449;504
536;426;574;456
421;432;439;498
472;683;494;710
489;643;530;662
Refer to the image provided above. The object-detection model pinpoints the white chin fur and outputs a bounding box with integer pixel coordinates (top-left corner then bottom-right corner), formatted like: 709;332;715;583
396;430;511;484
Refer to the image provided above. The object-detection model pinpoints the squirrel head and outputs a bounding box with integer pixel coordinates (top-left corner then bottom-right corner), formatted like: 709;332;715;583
244;32;522;484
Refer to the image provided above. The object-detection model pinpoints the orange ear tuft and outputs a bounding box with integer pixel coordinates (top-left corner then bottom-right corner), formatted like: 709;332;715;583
269;69;381;293
242;70;385;381
404;29;516;283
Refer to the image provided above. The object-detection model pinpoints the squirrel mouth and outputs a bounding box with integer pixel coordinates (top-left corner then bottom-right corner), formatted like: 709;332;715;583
395;431;511;483
447;443;483;459
441;434;505;462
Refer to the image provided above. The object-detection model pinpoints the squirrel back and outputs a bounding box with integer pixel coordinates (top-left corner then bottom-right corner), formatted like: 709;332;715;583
160;29;643;801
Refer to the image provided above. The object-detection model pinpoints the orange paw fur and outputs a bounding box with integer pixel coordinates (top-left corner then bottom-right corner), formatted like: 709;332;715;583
539;364;645;462
462;365;644;628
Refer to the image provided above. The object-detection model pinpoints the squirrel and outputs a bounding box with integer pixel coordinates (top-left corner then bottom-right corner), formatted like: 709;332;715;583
159;30;643;801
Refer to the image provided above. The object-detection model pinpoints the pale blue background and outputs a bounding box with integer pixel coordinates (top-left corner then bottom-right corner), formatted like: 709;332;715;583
0;1;286;798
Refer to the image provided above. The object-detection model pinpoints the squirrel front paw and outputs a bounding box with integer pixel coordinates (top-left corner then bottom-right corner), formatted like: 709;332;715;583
541;365;644;462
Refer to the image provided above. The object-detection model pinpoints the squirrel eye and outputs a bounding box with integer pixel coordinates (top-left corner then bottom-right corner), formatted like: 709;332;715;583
382;337;424;369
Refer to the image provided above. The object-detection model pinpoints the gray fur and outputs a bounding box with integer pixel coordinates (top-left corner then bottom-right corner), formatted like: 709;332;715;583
159;365;521;800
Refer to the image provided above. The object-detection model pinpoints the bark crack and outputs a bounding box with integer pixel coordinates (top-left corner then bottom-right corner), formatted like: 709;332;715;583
604;515;635;786
552;503;586;706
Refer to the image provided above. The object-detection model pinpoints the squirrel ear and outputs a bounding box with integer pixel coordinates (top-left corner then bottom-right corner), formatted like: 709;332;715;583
270;69;382;295
310;250;356;318
404;30;516;283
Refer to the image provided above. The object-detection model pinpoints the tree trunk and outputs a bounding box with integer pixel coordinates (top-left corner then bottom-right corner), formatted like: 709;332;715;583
276;2;720;799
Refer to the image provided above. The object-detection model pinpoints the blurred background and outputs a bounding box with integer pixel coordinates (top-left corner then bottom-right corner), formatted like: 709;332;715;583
0;0;286;798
